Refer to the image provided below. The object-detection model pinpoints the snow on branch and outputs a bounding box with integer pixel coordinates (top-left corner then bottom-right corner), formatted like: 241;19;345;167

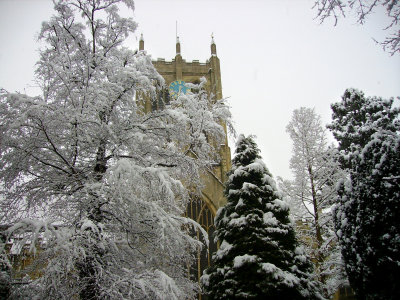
313;0;400;54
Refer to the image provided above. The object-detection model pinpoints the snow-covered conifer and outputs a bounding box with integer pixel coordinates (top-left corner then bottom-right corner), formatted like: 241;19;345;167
0;1;231;299
329;88;400;299
328;88;400;163
202;135;324;300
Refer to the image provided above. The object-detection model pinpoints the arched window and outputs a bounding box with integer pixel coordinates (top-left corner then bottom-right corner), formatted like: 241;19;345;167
185;197;217;293
151;87;170;111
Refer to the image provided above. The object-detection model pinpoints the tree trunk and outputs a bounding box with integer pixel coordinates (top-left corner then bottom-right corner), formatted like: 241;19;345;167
77;142;108;299
78;255;100;300
308;164;323;280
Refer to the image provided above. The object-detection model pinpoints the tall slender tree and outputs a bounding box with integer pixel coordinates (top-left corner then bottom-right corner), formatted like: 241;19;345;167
0;1;231;299
280;107;346;297
202;135;324;300
328;88;400;299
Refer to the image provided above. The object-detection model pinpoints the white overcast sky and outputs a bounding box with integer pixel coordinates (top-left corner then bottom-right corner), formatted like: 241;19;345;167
0;0;399;180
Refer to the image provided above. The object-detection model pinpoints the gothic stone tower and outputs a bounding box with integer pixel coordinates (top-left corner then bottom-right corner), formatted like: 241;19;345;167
139;34;231;288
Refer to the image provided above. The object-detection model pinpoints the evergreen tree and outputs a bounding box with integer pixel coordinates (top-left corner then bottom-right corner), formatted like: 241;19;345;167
202;135;324;300
328;88;400;299
328;88;400;161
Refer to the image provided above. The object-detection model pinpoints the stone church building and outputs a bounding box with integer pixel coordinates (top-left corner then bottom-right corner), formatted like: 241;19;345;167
139;34;231;293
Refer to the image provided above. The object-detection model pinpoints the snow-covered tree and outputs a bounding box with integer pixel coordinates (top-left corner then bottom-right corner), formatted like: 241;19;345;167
280;107;347;297
328;88;400;156
313;0;400;55
202;135;324;300
328;88;400;299
0;229;11;299
0;1;231;299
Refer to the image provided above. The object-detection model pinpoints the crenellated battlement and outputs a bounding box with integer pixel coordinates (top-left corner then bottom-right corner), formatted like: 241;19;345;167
140;34;222;100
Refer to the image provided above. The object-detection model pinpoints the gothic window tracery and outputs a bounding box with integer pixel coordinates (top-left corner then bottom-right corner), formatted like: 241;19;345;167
185;197;217;285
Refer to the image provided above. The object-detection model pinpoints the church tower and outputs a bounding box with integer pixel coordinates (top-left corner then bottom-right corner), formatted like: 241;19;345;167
139;35;231;291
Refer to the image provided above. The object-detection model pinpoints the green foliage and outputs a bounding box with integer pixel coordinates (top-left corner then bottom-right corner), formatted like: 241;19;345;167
202;135;324;300
328;88;399;165
329;88;400;300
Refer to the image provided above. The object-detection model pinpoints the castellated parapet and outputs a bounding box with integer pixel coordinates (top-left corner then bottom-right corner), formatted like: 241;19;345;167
141;35;230;215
